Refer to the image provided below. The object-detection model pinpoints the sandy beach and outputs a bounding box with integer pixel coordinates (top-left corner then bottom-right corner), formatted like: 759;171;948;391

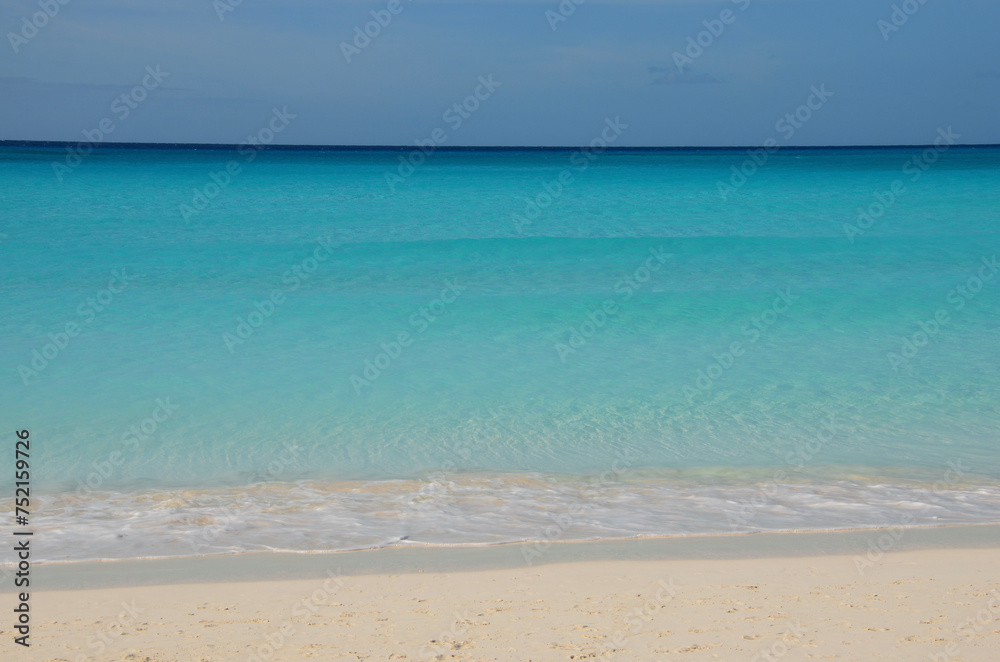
7;0;1000;658
8;544;999;661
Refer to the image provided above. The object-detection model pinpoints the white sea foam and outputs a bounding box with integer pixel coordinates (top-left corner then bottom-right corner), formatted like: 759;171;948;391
11;473;1000;563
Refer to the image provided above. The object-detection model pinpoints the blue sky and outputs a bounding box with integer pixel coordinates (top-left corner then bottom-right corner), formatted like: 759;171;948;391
1;0;998;146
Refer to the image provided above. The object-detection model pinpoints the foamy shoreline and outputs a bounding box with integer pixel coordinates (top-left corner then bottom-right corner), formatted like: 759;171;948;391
20;474;1000;563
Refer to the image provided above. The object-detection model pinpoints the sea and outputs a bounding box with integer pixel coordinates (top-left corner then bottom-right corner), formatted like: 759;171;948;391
2;144;999;563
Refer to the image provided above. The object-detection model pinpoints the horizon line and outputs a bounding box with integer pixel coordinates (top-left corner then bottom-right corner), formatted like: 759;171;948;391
2;140;1000;152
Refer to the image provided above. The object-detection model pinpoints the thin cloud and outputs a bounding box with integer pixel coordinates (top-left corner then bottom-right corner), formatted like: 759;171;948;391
648;66;721;85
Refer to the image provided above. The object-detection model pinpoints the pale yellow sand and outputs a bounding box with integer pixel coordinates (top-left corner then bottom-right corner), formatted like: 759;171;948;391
10;547;999;661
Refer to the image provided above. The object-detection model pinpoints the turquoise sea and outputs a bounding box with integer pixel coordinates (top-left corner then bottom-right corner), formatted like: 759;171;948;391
2;145;999;562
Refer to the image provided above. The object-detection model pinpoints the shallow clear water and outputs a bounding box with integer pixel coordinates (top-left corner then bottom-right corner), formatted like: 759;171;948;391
2;146;999;562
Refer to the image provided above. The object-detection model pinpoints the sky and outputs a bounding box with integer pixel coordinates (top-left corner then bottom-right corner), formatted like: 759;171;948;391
1;0;998;147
